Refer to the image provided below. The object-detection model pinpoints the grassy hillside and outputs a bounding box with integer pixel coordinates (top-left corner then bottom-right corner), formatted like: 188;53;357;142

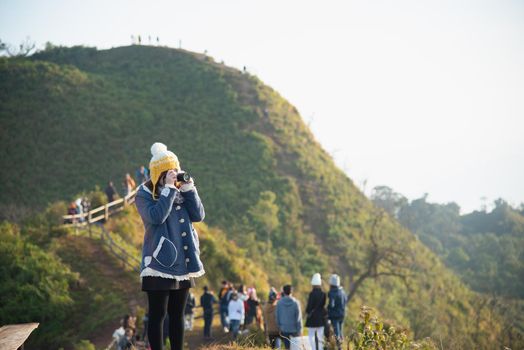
0;198;271;349
0;45;518;348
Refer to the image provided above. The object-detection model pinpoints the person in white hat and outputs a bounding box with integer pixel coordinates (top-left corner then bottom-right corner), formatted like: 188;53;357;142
305;273;327;350
327;274;347;350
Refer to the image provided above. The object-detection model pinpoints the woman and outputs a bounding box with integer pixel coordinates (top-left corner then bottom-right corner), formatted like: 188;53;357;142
305;273;327;350
245;287;260;327
228;291;245;340
135;142;205;350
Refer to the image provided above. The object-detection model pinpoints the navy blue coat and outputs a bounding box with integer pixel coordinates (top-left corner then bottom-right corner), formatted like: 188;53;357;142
135;184;205;279
327;286;347;320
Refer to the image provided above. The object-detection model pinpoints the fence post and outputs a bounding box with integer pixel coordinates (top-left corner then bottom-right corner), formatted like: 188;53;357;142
87;211;92;237
105;205;109;221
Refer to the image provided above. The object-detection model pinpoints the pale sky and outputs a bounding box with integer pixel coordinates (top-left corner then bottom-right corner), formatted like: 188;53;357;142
2;0;523;213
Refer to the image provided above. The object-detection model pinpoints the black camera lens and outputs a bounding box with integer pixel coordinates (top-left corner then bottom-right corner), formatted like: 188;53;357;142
177;172;191;182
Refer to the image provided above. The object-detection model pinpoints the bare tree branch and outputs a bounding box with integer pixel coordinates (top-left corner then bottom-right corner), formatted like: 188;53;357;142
347;208;415;301
0;37;36;57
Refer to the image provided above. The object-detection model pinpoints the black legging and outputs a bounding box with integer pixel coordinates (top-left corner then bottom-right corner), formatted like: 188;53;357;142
147;289;189;350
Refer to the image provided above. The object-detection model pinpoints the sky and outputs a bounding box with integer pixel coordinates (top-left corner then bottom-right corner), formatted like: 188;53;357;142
2;0;523;213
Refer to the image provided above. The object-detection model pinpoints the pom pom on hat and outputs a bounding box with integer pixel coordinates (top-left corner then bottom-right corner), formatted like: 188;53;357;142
311;273;322;286
151;142;168;158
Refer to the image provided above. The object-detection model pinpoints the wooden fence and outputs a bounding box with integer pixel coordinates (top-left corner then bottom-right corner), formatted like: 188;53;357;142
97;222;141;272
61;187;141;272
62;187;139;226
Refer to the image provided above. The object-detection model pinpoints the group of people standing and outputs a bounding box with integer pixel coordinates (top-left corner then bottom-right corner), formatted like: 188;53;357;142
217;282;264;339
65;166;149;223
211;273;348;350
121;272;347;350
65;196;90;224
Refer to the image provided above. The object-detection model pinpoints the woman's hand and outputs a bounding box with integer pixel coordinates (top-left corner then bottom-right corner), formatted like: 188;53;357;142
165;170;177;186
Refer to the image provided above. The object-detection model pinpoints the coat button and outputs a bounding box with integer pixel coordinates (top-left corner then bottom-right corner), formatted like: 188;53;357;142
179;218;185;223
184;245;188;250
181;232;187;237
185;258;190;262
176;206;181;210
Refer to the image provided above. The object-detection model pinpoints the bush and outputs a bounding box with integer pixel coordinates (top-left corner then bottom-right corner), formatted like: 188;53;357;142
348;306;437;350
88;186;108;208
73;339;96;350
0;221;78;348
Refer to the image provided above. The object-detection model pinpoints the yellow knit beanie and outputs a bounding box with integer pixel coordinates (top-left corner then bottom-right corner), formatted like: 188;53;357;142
149;142;180;199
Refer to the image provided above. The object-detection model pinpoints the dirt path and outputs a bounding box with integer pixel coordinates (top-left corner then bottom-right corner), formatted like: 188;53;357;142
185;310;232;349
59;229;233;350
57;233;146;349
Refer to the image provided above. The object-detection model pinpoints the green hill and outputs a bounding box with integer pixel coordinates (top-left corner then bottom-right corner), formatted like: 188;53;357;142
0;203;271;349
0;45;519;349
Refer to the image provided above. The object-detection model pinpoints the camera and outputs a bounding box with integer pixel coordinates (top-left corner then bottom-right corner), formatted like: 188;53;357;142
176;172;191;183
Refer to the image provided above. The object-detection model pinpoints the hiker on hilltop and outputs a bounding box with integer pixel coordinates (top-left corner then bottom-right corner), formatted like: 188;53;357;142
228;291;245;340
276;284;303;349
305;273;327;350
135;142;206;350
263;288;281;349
200;286;216;338
105;181;118;202
327;274;348;350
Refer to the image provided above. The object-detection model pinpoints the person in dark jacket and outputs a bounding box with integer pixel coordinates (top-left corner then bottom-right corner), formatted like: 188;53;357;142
327;274;348;349
105;181;118;202
218;281;231;332
245;287;261;326
305;273;327;350
200;286;216;338
276;284;302;349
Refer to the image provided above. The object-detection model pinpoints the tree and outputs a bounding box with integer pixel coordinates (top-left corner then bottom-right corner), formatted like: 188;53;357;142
347;209;414;302
248;191;279;254
0;37;36;57
370;186;407;218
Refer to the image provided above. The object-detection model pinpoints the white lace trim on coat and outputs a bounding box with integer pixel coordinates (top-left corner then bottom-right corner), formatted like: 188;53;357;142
140;267;206;281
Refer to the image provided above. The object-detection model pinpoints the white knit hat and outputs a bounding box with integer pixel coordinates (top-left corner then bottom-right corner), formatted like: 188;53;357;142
311;273;321;286
329;274;340;287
